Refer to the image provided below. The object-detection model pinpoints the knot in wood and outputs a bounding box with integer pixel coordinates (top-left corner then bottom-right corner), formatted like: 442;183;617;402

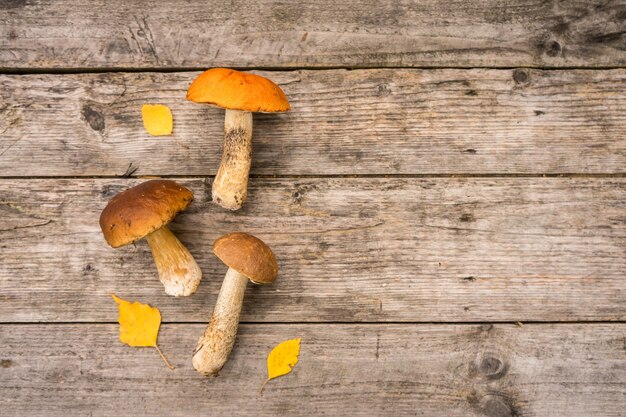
545;40;562;57
483;395;517;417
81;104;105;133
376;84;391;96
512;69;529;85
476;352;509;380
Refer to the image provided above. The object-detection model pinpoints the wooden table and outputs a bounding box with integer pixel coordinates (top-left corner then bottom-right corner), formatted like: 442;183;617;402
1;1;625;416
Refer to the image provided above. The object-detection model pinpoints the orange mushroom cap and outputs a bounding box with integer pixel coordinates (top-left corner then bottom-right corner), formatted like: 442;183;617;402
186;68;290;113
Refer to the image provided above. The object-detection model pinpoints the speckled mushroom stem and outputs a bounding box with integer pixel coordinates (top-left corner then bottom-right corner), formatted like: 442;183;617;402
145;226;202;297
192;267;248;375
212;109;253;210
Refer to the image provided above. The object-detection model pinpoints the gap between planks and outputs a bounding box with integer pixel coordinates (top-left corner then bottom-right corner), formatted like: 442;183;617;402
1;173;625;180
1;321;625;326
3;65;626;75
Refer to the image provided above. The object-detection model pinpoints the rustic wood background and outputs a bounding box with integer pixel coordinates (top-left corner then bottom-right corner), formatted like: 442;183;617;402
1;1;625;416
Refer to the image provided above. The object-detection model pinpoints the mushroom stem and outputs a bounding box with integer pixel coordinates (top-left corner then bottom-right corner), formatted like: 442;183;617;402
212;109;253;210
192;267;248;375
145;226;202;297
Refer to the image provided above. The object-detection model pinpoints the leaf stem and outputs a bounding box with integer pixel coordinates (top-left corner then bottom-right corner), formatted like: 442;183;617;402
259;378;270;395
154;345;175;370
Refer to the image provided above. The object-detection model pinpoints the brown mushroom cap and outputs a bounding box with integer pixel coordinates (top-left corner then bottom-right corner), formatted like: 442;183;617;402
213;232;278;284
186;68;290;113
99;180;193;248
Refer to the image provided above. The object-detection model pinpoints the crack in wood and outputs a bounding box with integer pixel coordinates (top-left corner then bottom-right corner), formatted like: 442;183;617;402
0;219;53;232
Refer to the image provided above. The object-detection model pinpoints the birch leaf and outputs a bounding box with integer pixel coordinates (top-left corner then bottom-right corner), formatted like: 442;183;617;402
141;104;173;136
260;338;301;394
112;294;173;369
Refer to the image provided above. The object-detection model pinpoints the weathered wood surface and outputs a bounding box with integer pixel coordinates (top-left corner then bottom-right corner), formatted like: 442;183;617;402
1;178;624;323
1;69;626;176
1;323;624;416
1;0;625;70
1;1;624;414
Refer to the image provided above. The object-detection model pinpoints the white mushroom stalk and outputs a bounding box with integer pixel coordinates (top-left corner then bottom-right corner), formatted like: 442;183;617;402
192;267;248;375
145;226;202;297
212;110;253;210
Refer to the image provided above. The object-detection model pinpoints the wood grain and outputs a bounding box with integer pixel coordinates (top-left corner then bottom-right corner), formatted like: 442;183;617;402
1;323;624;416
1;0;625;70
1;69;626;176
1;177;624;323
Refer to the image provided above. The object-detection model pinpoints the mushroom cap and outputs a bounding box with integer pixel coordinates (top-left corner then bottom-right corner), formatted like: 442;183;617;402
99;180;193;248
186;68;290;113
213;232;278;285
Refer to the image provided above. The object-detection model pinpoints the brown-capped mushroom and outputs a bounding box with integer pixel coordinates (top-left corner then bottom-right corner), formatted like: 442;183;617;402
186;68;290;210
99;180;202;296
192;232;278;375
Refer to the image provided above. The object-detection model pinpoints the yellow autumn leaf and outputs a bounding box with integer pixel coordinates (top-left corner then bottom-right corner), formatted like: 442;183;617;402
141;104;173;136
112;294;173;369
260;338;301;394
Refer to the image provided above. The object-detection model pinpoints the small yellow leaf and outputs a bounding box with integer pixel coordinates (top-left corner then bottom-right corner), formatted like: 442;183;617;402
141;104;173;136
112;294;160;346
260;338;301;394
112;294;173;369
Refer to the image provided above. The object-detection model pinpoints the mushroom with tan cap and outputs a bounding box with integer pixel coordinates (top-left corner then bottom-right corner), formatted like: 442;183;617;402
187;68;290;210
99;180;202;296
192;232;278;376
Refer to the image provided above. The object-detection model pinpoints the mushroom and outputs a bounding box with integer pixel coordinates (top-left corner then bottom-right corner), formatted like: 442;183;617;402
99;180;202;296
192;232;278;375
186;68;290;210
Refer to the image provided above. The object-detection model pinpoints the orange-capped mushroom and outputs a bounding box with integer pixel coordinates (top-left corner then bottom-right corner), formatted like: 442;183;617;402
187;68;290;210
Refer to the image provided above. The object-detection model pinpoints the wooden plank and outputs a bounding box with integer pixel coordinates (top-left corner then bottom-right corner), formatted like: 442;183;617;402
1;69;625;176
1;177;624;323
1;0;625;69
1;323;624;416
